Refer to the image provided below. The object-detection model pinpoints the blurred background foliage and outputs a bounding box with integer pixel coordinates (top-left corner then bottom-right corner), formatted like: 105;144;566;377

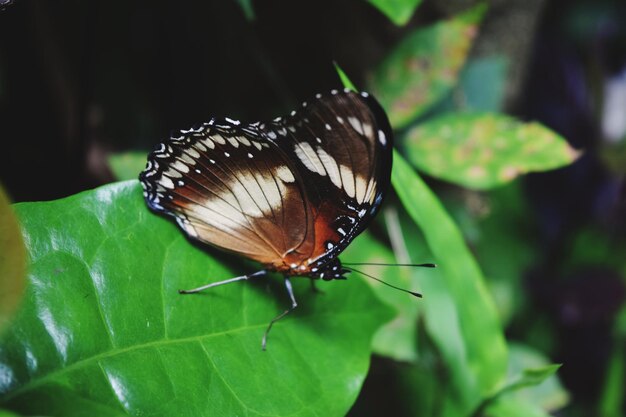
1;0;626;416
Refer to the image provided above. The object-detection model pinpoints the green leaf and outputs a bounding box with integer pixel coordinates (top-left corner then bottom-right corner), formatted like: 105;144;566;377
0;411;23;417
404;112;581;190
484;397;553;417
391;150;508;409
107;152;147;181
0;186;26;334
342;224;430;362
334;62;358;92
369;4;486;128
367;0;423;26
482;343;569;416
0;181;393;417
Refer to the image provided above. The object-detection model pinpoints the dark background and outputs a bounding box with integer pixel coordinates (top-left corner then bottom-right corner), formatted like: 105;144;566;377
2;0;626;415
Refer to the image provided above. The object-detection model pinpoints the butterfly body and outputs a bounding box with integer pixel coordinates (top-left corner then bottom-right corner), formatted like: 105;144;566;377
141;89;392;278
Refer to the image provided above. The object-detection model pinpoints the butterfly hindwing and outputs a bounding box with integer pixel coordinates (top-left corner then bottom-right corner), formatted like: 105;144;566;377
140;122;314;267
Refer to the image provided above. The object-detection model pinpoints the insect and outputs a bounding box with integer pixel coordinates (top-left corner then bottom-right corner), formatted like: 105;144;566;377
140;88;408;349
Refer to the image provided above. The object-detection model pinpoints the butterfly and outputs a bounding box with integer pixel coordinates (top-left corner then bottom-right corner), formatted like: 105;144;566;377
140;88;394;348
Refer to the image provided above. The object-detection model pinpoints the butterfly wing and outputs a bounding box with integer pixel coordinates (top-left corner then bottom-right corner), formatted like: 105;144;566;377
140;122;314;268
259;90;393;270
140;90;393;275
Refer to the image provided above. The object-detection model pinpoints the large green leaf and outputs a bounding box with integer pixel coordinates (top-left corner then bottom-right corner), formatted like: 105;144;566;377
368;4;486;128
404;113;580;190
367;0;422;26
0;186;26;334
391;150;508;412
0;181;393;417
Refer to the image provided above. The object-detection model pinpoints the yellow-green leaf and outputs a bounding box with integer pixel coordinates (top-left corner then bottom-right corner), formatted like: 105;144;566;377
369;4;486;128
404;112;581;190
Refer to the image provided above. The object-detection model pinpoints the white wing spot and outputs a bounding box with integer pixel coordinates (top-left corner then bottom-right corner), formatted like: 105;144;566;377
172;160;189;173
348;117;364;135
238;136;251;147
355;175;368;203
227;136;239;148
275;166;296;183
225;117;240;125
212;134;226;145
294;142;326;176
339;164;355;198
362;122;374;139
325;123;332;131
248;152;253;158
316;147;342;189
378;130;387;145
203;138;215;149
179;153;197;166
224;152;230;157
267;131;277;140
336;116;344;124
164;169;182;179
161;176;175;190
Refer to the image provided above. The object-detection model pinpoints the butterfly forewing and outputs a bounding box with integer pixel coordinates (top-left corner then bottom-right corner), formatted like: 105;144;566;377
140;90;393;276
258;91;392;267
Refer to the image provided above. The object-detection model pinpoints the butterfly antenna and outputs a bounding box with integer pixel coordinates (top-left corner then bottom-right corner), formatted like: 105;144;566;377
343;262;436;268
344;266;422;298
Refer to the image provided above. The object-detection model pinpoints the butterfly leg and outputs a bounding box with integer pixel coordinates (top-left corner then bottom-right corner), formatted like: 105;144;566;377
261;277;297;351
178;270;267;294
309;279;325;295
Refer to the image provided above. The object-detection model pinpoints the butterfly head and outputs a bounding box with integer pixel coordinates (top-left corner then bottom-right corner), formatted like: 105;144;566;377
309;258;350;281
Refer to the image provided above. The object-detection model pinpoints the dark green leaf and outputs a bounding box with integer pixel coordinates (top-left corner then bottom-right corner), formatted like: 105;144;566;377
369;4;486;128
0;186;26;334
452;56;509;112
404;113;580;190
235;0;255;20
391;150;508;410
0;181;393;417
599;306;626;417
367;0;423;26
107;152;147;182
